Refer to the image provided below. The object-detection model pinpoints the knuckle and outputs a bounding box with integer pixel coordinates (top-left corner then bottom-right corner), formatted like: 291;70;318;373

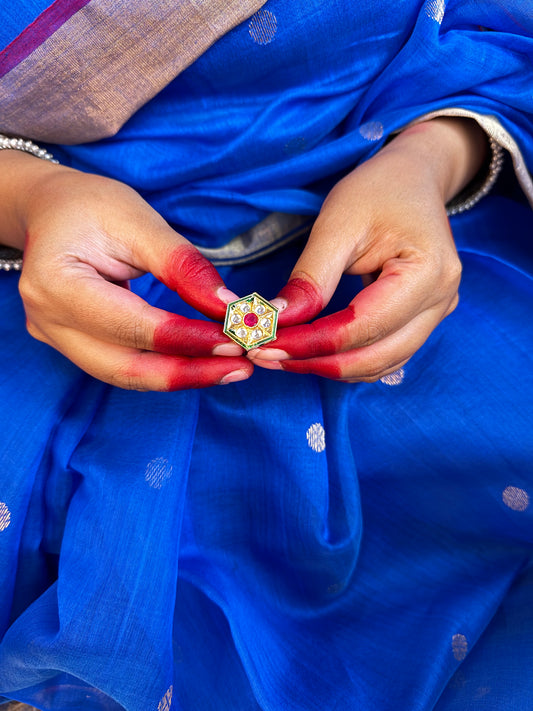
117;375;137;390
105;358;143;391
335;355;392;383
132;320;149;350
25;319;47;344
108;368;150;392
113;322;131;348
450;255;463;280
362;374;382;383
431;254;462;300
108;352;179;392
18;272;42;310
443;255;462;290
360;357;395;381
444;292;460;317
357;317;386;347
115;317;148;350
364;364;387;380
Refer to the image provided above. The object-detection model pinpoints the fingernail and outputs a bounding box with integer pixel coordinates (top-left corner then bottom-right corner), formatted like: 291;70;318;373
213;343;243;356
219;368;250;385
248;348;290;361
217;286;240;304
270;297;288;312
252;359;283;371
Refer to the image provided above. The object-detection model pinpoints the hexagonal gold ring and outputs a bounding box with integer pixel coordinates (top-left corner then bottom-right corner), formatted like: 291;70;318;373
223;292;278;350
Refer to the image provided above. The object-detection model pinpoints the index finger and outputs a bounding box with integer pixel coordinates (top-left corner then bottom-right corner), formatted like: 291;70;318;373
150;242;238;322
49;331;254;391
253;259;457;360
34;267;244;357
271;276;325;327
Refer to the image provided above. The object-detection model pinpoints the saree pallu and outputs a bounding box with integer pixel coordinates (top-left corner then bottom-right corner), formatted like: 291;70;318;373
1;1;533;710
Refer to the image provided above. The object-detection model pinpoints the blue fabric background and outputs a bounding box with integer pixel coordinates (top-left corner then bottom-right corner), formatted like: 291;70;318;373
0;1;533;709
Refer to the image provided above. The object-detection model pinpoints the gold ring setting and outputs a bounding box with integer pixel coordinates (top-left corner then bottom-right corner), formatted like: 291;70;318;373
223;293;278;350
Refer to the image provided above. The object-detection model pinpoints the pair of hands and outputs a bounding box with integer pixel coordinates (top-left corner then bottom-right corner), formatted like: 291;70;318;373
9;118;485;391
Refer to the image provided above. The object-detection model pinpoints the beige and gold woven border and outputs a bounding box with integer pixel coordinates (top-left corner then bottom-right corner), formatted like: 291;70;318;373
0;0;266;144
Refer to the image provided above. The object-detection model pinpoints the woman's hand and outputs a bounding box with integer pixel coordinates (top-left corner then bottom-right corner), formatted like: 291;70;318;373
249;118;487;382
3;156;253;390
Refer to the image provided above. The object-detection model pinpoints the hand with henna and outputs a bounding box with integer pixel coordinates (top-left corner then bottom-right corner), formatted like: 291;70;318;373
249;118;487;382
0;152;253;390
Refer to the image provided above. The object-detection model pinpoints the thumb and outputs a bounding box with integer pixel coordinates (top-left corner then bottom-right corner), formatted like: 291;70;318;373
272;225;348;327
141;232;238;321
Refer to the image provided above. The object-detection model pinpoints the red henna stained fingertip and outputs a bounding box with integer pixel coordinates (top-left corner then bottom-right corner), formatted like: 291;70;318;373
165;356;252;391
153;314;224;356
125;351;252;391
268;306;353;359
280;357;342;379
275;277;324;326
158;244;228;320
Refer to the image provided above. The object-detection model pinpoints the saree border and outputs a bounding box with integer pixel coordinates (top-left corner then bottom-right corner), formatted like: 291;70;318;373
0;0;91;78
0;0;267;144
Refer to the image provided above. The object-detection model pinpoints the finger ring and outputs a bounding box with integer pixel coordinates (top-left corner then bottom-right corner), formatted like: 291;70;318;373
223;292;278;350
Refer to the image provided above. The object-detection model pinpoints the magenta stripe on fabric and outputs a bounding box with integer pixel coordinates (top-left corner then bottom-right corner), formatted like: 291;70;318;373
0;0;91;78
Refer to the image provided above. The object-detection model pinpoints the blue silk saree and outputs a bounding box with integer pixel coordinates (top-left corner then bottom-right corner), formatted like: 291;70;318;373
1;1;533;709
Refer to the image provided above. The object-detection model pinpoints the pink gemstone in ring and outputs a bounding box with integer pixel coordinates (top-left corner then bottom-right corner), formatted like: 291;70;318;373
243;313;259;327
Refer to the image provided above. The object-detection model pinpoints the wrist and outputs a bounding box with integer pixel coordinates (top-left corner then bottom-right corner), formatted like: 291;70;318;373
0;145;62;250
390;117;488;203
